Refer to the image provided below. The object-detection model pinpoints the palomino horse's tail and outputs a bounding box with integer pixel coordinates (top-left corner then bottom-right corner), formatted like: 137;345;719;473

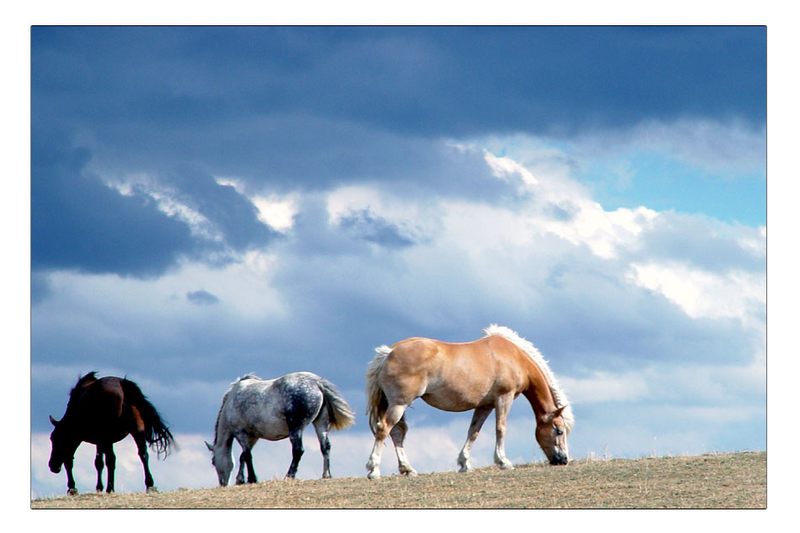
318;378;356;430
366;345;392;435
121;379;175;459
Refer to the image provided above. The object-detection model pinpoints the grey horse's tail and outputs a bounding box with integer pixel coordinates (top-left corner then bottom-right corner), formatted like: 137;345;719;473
365;345;392;435
318;378;356;431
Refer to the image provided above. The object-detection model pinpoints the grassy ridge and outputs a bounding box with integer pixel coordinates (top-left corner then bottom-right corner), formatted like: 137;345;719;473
31;451;766;509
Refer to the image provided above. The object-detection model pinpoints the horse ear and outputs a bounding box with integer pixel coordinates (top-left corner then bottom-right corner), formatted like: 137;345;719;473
205;441;214;452
49;415;59;427
553;405;567;419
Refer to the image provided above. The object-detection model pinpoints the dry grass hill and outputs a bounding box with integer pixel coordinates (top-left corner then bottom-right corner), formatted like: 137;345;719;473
32;451;765;509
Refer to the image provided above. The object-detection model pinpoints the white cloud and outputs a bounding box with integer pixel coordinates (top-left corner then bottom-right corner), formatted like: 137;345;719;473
251;194;298;232
479;143;661;259
213;176;299;233
537;203;658;259
484;151;539;186
626;261;765;323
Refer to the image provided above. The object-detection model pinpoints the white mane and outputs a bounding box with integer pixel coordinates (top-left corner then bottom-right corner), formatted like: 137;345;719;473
483;324;575;431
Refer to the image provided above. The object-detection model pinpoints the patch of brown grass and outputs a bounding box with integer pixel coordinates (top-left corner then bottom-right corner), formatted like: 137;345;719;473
31;451;766;509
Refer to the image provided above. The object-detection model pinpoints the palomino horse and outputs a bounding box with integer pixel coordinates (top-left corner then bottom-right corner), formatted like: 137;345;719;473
48;372;174;494
365;325;574;479
206;372;355;485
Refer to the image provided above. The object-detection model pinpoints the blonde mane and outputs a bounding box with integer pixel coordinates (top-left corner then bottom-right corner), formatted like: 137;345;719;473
483;324;575;432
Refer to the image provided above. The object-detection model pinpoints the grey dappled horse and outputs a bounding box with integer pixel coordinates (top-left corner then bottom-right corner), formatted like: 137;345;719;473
206;372;355;485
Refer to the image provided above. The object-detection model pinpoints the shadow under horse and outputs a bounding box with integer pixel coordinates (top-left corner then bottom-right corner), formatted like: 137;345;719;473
48;372;175;495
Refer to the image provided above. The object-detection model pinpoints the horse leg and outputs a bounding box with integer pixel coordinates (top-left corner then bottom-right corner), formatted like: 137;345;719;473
286;429;304;479
242;436;258;484
236;448;258;484
312;416;332;479
389;415;417;476
458;406;493;473
64;456;78;495
133;432;155;492
94;447;105;492
493;393;515;470
366;403;408;479
105;444;117;492
235;447;246;485
233;435;257;484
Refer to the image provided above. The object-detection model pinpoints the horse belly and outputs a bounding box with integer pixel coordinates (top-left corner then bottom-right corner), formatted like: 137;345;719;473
238;405;290;441
254;418;290;441
421;380;491;412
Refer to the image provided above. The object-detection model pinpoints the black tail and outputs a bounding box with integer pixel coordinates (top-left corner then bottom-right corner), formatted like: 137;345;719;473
121;379;175;459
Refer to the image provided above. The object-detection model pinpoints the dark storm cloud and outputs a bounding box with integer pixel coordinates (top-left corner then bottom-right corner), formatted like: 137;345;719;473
31;26;765;135
157;166;276;250
31;136;196;277
31;26;765;193
30;136;276;279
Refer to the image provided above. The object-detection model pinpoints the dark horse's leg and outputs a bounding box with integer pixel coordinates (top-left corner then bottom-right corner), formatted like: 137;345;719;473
239;449;257;484
286;428;304;479
64;456;78;495
103;444;117;493
132;432;155;492
94;447;105;492
234;435;258;484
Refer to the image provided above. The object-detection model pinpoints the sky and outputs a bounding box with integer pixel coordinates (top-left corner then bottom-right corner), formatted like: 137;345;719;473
28;25;767;499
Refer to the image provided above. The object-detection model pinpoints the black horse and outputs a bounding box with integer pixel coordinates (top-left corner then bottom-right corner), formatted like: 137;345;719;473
48;372;175;495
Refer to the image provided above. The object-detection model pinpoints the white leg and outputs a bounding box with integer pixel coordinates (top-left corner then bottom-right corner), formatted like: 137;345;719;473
366;404;408;479
366;439;384;480
458;406;493;473
493;394;514;470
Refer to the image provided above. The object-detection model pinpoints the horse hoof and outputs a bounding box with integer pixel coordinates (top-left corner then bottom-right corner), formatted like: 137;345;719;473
458;465;470;473
498;462;514;470
367;470;381;480
146;486;158;494
401;468;418;477
67;488;78;496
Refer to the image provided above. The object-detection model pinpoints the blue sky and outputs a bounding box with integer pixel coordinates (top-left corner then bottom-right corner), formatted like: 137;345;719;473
29;26;766;498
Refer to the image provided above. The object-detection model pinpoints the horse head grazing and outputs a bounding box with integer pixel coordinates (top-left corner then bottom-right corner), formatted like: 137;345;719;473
206;440;234;487
535;405;572;465
47;415;71;474
48;414;83;475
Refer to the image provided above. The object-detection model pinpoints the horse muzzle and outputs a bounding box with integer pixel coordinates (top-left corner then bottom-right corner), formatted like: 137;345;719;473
549;452;569;465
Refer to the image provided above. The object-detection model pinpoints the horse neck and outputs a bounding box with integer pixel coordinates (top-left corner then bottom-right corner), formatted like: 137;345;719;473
212;391;236;451
520;358;559;420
